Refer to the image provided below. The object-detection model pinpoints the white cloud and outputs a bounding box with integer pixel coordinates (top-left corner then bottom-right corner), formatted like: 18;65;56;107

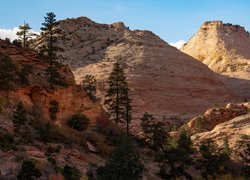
170;40;186;49
0;27;39;42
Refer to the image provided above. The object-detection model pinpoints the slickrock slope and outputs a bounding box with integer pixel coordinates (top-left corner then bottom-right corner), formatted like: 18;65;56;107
0;39;102;127
181;21;250;98
183;102;250;161
51;17;235;119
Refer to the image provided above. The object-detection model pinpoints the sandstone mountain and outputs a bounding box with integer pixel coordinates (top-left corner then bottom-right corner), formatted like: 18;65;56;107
181;21;250;99
181;21;250;74
44;17;237;121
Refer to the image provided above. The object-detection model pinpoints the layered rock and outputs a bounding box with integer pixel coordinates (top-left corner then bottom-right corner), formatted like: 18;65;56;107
181;21;250;99
40;17;237;120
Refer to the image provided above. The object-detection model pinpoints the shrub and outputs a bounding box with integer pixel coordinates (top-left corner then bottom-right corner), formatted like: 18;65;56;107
17;160;42;180
0;95;6;113
62;165;81;180
49;100;59;120
68;114;90;131
0;131;16;152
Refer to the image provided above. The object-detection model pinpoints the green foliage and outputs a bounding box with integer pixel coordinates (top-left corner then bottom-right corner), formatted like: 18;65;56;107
0;131;16;152
240;144;250;177
199;139;231;179
68;113;90;131
140;112;168;150
17;160;42;180
12;102;28;132
12;39;22;47
46;67;68;87
0;54;17;100
62;165;81;180
104;61;129;125
49;100;59;120
39;122;51;144
158;130;193;179
0;95;6;113
47;157;61;173
82;74;97;98
18;64;32;86
97;135;143;180
16;22;33;48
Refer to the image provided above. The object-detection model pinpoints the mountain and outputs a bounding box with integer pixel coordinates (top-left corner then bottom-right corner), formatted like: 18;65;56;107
44;17;236;121
181;21;250;99
181;21;250;74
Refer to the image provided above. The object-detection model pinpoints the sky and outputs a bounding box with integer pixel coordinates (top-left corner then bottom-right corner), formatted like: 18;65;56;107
0;0;249;48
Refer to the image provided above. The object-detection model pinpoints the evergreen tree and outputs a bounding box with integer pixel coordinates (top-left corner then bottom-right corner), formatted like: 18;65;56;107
82;74;97;98
104;62;129;125
97;135;143;180
125;88;132;135
40;12;63;68
40;12;65;87
16;22;33;48
158;130;193;180
17;160;42;180
240;144;250;177
140;112;167;150
0;96;6;113
12;102;27;132
0;54;16;101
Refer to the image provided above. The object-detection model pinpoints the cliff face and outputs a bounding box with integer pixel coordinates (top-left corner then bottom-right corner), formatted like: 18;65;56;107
181;21;250;74
42;17;236;120
0;39;102;126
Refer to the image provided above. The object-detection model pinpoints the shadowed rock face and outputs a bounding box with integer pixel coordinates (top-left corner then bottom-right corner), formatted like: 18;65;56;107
0;40;102;126
181;21;250;99
48;17;236;121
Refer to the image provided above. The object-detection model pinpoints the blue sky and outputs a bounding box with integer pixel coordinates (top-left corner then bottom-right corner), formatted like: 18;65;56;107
0;0;249;45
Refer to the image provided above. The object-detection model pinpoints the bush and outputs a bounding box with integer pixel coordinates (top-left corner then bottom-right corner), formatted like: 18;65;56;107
62;165;81;180
17;160;42;180
0;131;16;152
0;95;6;113
68;114;90;131
49;100;59;120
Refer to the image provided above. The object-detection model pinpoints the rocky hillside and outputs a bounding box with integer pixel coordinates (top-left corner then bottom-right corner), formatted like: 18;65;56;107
44;17;237;120
0;39;102;128
181;21;250;99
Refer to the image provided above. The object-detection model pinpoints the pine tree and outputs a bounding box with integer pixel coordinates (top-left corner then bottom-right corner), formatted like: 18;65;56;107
104;62;129;125
40;12;63;68
82;74;97;98
97;135;143;180
140;112;167;150
12;102;27;132
0;54;16;101
40;12;65;87
16;22;34;48
17;160;42;180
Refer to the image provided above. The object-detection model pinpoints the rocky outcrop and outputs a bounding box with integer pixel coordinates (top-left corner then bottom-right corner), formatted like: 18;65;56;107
37;17;237;121
191;113;250;161
186;102;249;134
0;39;102;125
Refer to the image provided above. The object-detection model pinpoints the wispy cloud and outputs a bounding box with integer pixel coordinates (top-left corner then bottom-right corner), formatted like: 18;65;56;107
0;27;39;41
170;40;186;49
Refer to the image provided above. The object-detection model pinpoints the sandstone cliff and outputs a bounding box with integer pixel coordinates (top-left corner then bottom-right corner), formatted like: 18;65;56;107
40;17;237;120
0;39;102;126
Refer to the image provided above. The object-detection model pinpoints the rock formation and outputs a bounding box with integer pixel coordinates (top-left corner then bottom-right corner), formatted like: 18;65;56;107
0;39;102;127
181;21;250;99
39;17;237;120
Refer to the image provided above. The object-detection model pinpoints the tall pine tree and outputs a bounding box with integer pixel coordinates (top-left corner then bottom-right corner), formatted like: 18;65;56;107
16;22;33;48
0;54;16;101
104;62;130;126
